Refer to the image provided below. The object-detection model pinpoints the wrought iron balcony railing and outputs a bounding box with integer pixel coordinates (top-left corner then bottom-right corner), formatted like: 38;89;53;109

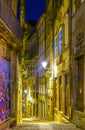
0;0;22;42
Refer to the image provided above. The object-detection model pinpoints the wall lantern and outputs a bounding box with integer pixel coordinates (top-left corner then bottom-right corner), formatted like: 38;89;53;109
24;89;27;94
42;61;51;78
42;61;47;69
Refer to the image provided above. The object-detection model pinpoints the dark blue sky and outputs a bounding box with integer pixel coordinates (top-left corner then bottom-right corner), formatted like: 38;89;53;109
25;0;46;22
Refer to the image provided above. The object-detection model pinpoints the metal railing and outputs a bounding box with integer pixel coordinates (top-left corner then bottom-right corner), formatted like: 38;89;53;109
0;0;22;42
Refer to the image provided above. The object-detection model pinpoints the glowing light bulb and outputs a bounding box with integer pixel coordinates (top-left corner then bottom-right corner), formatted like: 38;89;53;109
42;61;47;68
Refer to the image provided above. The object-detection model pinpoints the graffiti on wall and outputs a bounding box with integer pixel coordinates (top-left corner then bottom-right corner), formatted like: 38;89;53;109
0;58;10;123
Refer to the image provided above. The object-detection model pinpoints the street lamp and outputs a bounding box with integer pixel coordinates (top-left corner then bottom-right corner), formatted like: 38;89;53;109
24;89;27;94
42;61;51;78
42;61;47;69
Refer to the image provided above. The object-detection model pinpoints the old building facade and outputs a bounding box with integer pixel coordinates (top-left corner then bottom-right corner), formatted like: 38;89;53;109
0;0;23;129
53;0;71;122
22;20;39;119
45;0;54;121
37;14;46;120
1;0;85;129
71;0;85;129
20;0;85;129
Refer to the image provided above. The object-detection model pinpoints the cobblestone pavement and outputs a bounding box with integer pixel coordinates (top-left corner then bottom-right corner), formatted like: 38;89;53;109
10;122;83;130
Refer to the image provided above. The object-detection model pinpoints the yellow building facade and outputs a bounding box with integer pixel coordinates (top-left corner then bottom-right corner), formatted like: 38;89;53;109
53;0;71;122
20;1;85;129
45;0;54;120
44;0;72;122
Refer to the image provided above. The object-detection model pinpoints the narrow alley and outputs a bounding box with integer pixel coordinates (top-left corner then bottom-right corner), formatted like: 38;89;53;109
1;0;85;130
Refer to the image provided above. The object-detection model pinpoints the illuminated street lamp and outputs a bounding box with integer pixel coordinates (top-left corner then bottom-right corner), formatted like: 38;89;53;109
42;61;51;78
24;89;27;94
42;61;47;69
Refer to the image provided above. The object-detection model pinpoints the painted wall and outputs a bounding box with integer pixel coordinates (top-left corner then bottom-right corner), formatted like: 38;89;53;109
0;58;10;123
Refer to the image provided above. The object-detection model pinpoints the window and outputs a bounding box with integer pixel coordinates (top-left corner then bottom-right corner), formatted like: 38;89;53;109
54;28;63;57
38;30;40;37
40;27;42;35
39;85;40;93
39;41;45;56
54;35;59;58
59;28;62;54
33;91;35;98
43;41;45;52
39;44;42;56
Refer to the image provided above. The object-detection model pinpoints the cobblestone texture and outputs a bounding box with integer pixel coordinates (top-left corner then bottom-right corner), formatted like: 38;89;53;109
9;122;83;130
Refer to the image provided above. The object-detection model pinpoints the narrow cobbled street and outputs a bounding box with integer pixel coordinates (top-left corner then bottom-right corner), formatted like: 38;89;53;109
11;122;82;130
1;1;85;130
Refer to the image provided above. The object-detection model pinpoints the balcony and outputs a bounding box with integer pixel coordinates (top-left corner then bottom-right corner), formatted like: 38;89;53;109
0;0;22;42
